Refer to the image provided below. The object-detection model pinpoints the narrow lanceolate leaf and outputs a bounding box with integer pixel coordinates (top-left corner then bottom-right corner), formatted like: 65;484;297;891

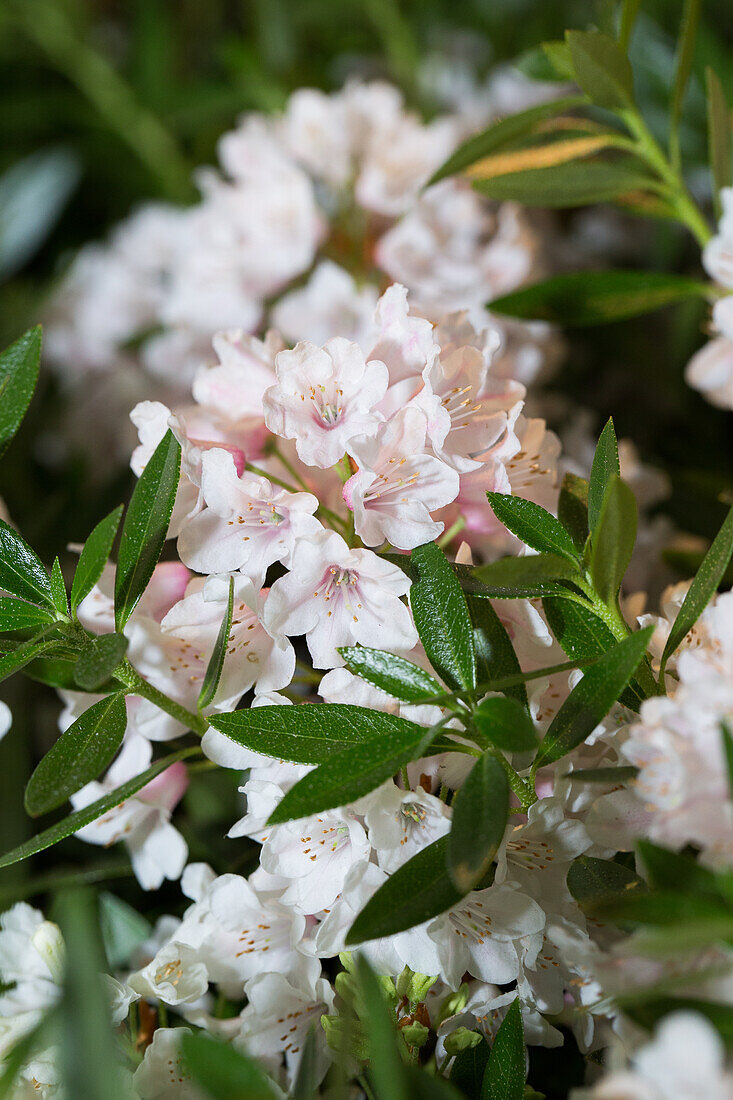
0;597;55;632
487;271;710;327
565;29;635;109
474;696;538;752
198;575;234;709
0;325;41;457
669;0;701;163
356;957;409;1100
637;839;728;901
467;594;527;708
428;94;587;184
722;723;733;799
487;493;579;562
588;418;620;534
410;541;476;692
448;752;509;892
0;635;59;684
465;134;619;180
114;430;181;631
347;836;464;944
482;998;525;1100
70;505;123;611
182;1032;280;1100
533;626;653;769
661;506;733;674
471;553;582;598
589;475;637;603
451;1041;491;1096
472;159;654;208
267;719;439;824
49;557;68;616
25;693;128;816
0;519;54;608
209;704;423;765
0;747;196;869
706;68;732;216
558;473;589;553
338;645;443;702
567;855;646;913
73;633;129;691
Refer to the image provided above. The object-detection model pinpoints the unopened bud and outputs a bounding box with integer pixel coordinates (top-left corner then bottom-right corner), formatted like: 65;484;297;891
31;921;65;985
400;1020;430;1048
443;1027;483;1055
436;982;469;1026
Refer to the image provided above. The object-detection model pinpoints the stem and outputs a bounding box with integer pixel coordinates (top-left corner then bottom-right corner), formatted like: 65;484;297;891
400;766;411;790
438;516;466;549
272;447;312;492
118;660;208;736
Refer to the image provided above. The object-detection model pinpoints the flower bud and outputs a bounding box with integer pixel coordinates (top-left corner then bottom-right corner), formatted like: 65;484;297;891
31;920;65;985
443;1027;483;1056
400;1020;430;1048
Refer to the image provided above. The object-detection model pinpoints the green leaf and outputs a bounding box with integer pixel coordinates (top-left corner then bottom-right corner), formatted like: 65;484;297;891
0;634;59;684
0;326;41;457
619;0;642;51
473;158;653;208
597;890;729;927
290;1027;320;1100
347;836;464;944
356;956;408;1100
338;645;443;702
266;718;439;824
22;655;120;693
182;1031;280;1100
24;693;128;816
542;40;577;80
448;751;509;892
70;505;123;611
588;418;620;535
49;557;68;616
637;840;730;902
198;575;234;709
428;94;587;184
558;473;589;553
567;855;646;913
0;518;54;608
706;68;732;217
487;271;710;327
471;553;582;598
722;723;733;799
0;597;55;632
451;1040;491;1095
482;998;525;1100
533;627;653;768
73;633;129;691
623;999;733;1047
566;29;635;109
209;704;424;764
466;594;527;708
473;697;538;752
410;542;476;692
99;891;151;969
0;747;196;869
660;506;733;674
589;475;637;602
114;429;181;631
566;765;638;783
486;493;579;562
669;0;701;164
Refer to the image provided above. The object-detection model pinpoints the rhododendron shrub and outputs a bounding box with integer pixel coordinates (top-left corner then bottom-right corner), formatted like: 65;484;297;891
1;10;733;1100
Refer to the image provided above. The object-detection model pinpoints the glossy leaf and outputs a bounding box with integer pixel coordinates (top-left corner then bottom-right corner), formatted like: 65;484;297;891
466;134;619;181
473;696;538;752
0;518;54;608
410;541;476;692
25;693;127;816
73;633;129;691
182;1032;280;1100
428;94;587;184
482;998;525;1100
0;326;41;457
589;475;637;602
487;271;709;326
0;747;196;869
49;557;68;616
566;29;634;109
451;1040;491;1096
471;553;582;598
209;704;424;765
466;594;527;708
0;635;59;685
558;473;589;553
567;855;646;913
0;597;55;632
660;506;733;674
347;836;464;944
70;505;123;611
448;751;509;891
267;719;440;824
706;68;732;216
356;956;408;1100
114;429;181;631
473;158;653;208
588;418;620;535
198;575;234;709
338;645;443;702
533;627;653;768
22;655;120;693
486;493;579;562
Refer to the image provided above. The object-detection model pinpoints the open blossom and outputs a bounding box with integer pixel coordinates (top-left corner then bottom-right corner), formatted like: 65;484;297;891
263;338;389;468
177;448;320;580
344;407;460;549
363;782;452;873
272;261;379;348
263;528;417;667
192;328;281;423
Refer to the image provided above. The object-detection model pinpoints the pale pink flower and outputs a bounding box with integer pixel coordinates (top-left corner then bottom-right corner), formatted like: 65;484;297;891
367;283;438;384
271;261;379;348
192;328;283;423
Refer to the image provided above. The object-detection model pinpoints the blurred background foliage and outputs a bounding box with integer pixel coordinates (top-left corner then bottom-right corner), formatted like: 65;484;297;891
0;0;732;921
